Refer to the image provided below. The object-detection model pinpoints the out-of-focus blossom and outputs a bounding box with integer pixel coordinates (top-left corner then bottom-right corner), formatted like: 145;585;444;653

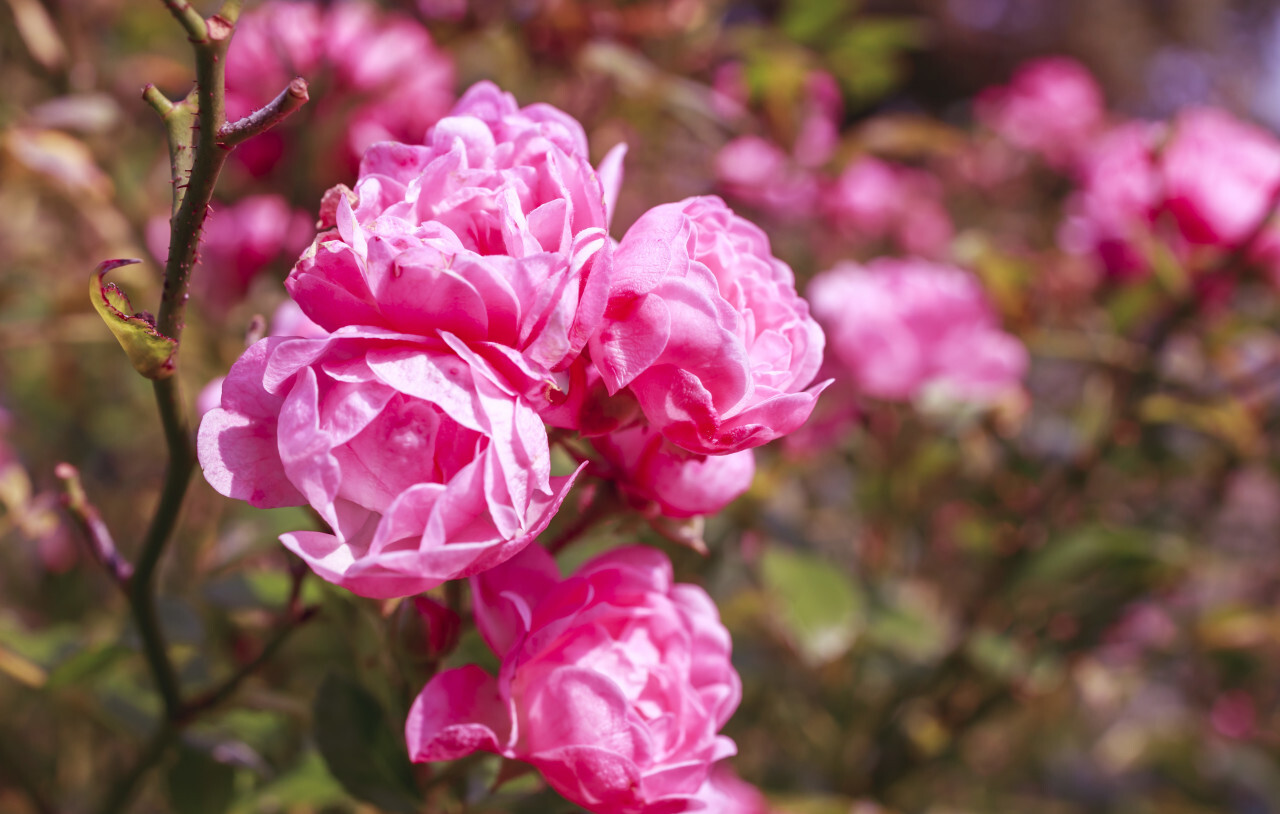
197;329;579;599
710;62;749;121
794;72;842;168
715;136;820;218
1162;108;1280;247
148;195;313;312
1057;121;1164;279
808;259;1026;404
406;544;740;814
225;0;455;178
824;157;954;259
975;56;1106;169
591;196;827;455
1061;109;1280;281
591;424;755;519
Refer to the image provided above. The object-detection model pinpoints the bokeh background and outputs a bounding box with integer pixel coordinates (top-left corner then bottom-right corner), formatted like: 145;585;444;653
6;0;1280;812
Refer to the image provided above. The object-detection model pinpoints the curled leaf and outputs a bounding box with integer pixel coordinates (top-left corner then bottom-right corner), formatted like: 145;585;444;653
90;259;176;379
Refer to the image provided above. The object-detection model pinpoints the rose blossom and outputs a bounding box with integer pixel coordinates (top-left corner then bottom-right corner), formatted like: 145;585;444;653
975;56;1106;169
288;195;612;388
225;0;454;178
345;81;626;258
590;196;827;455
406;544;740;813
592;424;756;519
197;328;578;599
807;259;1027;403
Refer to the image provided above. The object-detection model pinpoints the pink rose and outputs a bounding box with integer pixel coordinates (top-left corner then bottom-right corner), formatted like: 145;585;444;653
975;56;1105;169
225;0;454;178
288;194;613;383
592;424;756;518
591;196;827;455
1162;108;1280;247
406;544;740;814
807;259;1027;403
197;328;579;598
349;81;626;259
147;195;313;312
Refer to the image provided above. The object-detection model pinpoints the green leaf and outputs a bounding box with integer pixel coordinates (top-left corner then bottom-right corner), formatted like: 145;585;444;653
760;548;864;666
1016;526;1156;587
313;672;422;813
89;258;176;379
167;746;236;814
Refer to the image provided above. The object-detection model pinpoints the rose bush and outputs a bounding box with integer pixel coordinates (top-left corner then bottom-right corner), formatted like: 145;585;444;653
197;328;578;598
406;544;740;813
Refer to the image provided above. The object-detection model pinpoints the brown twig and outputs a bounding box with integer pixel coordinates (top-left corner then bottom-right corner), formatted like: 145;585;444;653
218;76;309;147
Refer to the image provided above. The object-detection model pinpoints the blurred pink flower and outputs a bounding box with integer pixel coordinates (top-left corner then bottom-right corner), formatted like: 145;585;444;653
975;56;1105;169
715;136;820;219
1057;121;1164;279
807;259;1027;403
225;0;455;177
197;329;579;599
1163;108;1280;247
591;423;755;518
794;71;842;168
148;195;313;312
591;196;827;454
824;157;954;259
406;543;740;814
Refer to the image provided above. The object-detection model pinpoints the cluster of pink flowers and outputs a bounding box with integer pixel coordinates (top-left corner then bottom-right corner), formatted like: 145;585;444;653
807;259;1027;406
714;68;954;258
199;82;825;811
1060;107;1280;282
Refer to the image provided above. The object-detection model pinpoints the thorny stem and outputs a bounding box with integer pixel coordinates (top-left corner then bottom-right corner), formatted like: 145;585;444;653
89;2;311;811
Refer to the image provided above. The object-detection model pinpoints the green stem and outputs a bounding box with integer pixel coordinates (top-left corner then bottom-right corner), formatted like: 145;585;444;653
131;377;193;721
